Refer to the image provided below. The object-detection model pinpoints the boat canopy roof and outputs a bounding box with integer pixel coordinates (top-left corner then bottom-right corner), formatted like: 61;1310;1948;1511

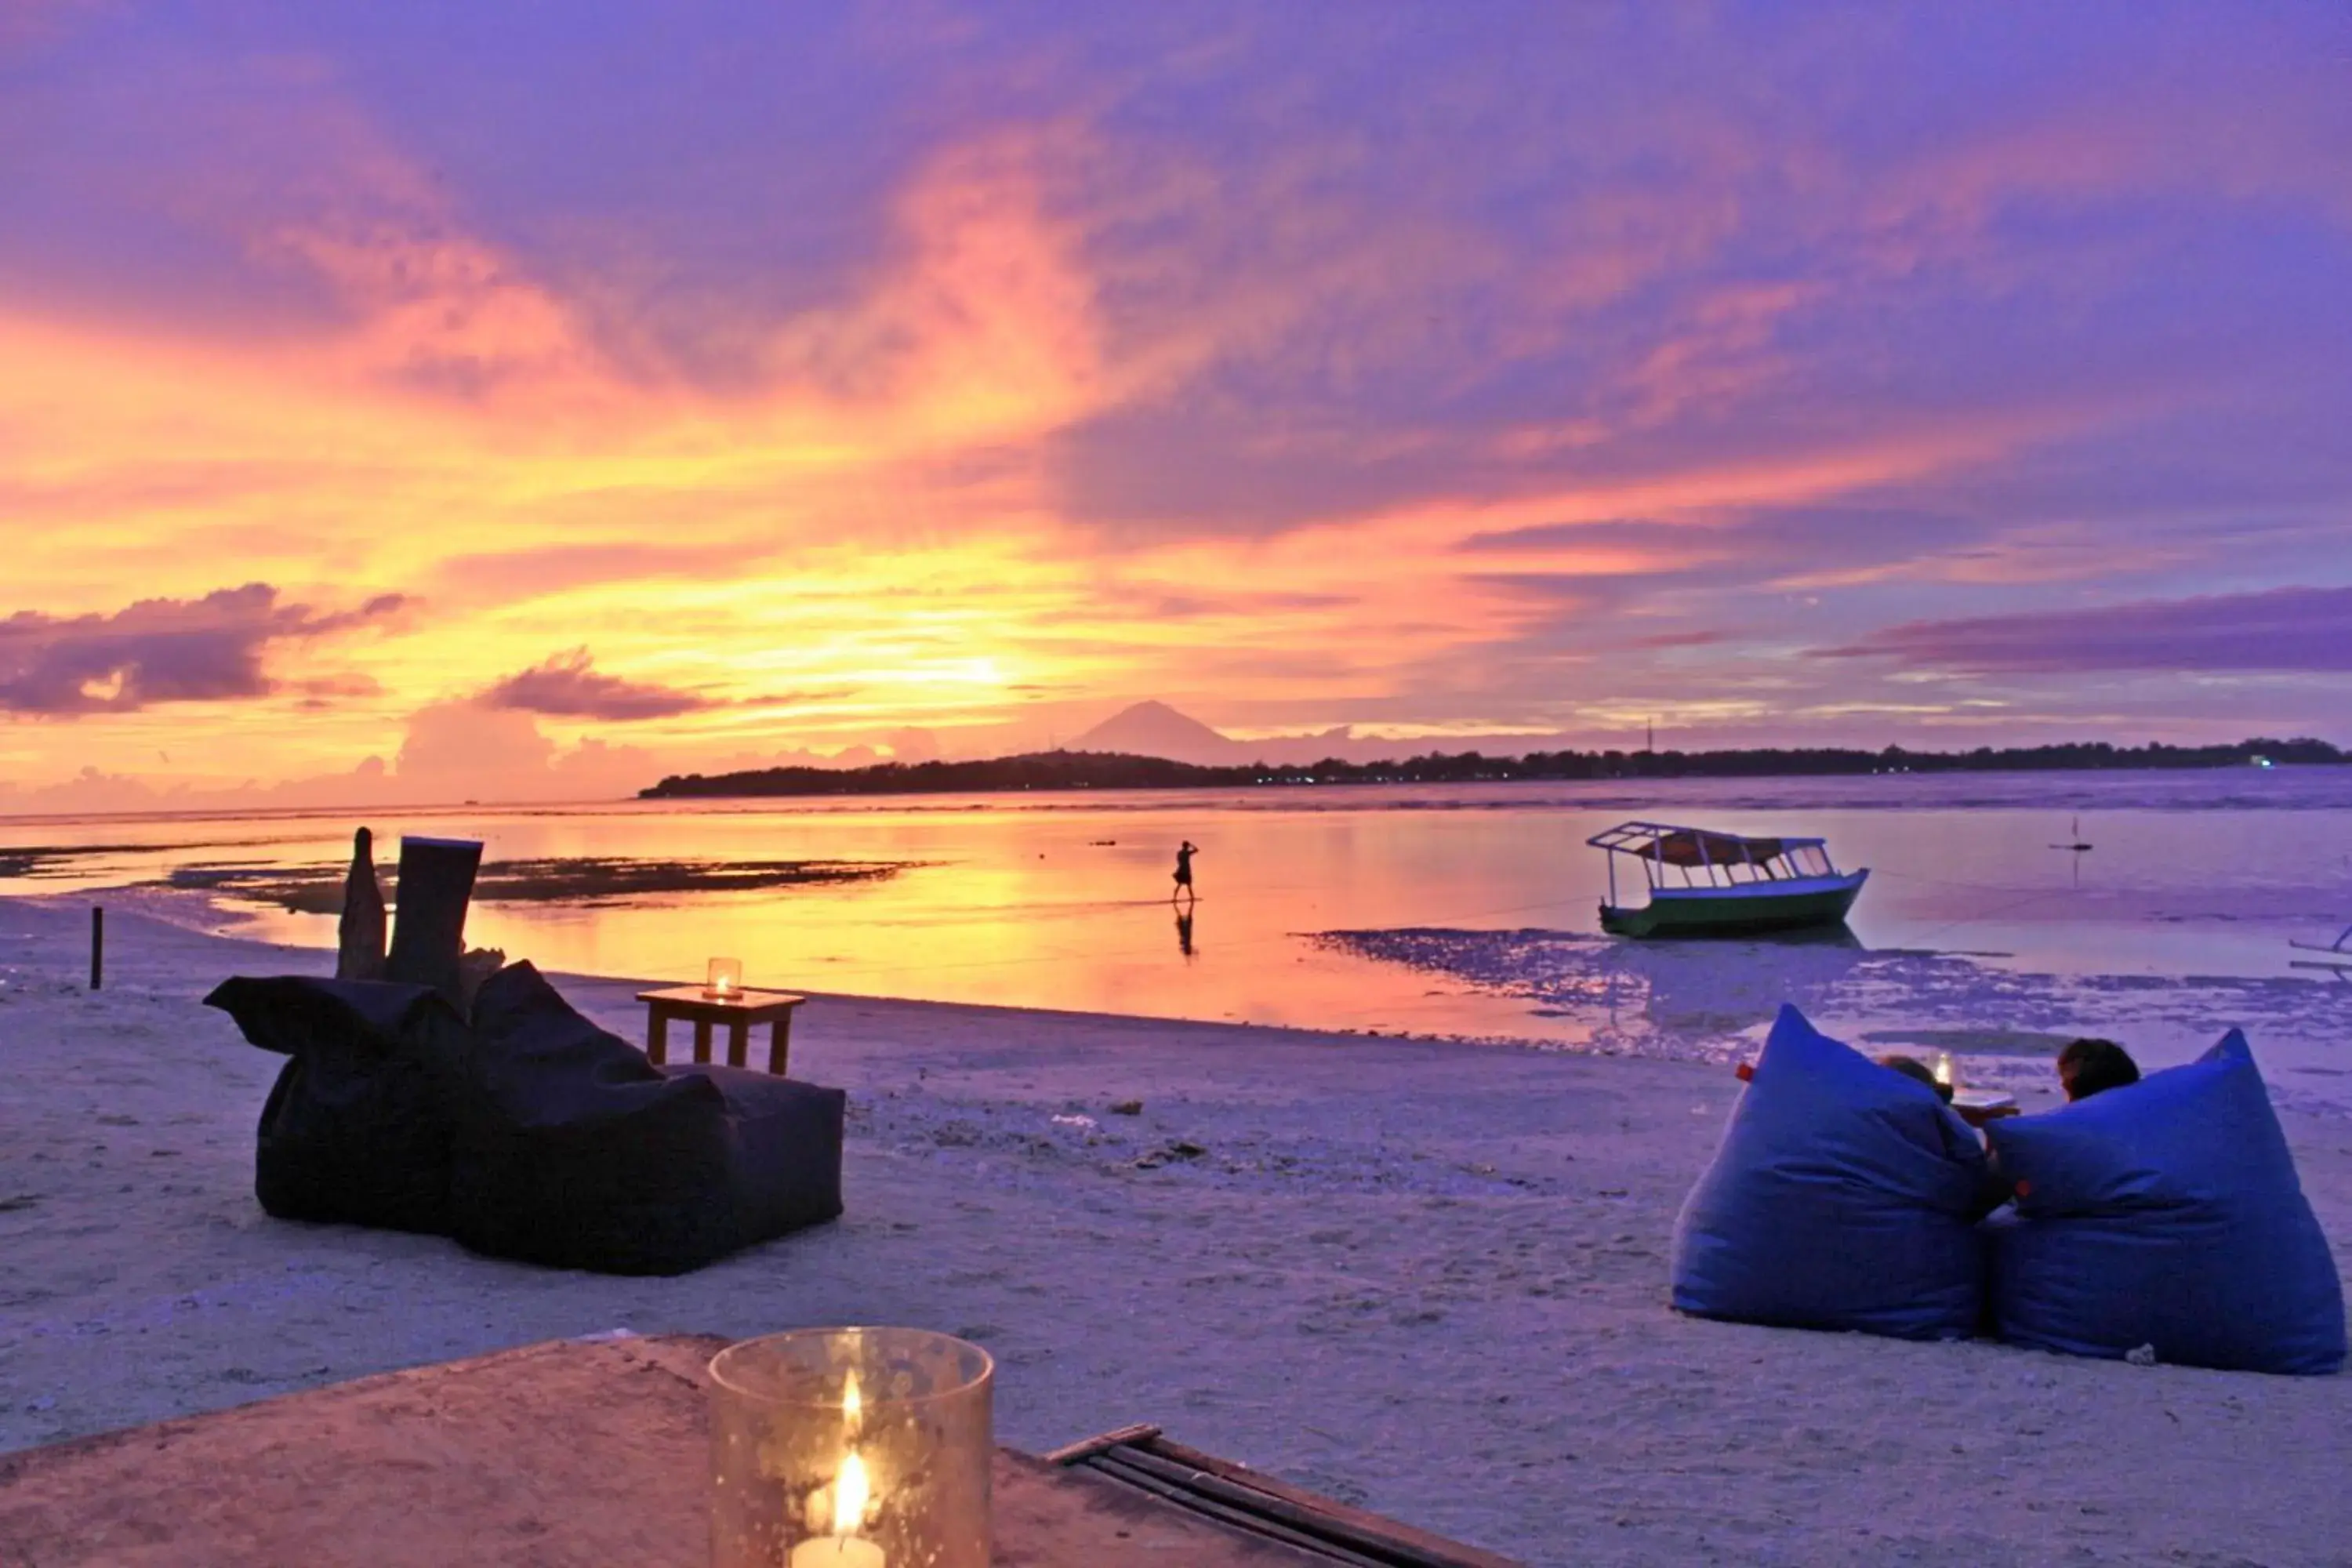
1585;820;1825;867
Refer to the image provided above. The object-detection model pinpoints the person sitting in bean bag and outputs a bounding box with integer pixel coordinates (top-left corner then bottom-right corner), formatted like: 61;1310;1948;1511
2056;1036;2139;1102
1984;1030;2344;1375
1672;1005;1993;1341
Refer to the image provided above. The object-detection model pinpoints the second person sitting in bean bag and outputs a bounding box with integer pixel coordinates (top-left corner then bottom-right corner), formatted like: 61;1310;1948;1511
1672;1004;1996;1341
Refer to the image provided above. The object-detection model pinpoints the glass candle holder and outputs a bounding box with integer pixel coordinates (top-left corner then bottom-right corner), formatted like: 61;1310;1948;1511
710;1327;993;1568
705;957;744;1000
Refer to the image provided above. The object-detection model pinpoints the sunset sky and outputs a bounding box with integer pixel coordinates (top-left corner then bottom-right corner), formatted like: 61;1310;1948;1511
4;2;2349;809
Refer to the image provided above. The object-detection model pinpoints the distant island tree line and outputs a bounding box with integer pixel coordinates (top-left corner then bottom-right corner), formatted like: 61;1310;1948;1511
641;737;2345;799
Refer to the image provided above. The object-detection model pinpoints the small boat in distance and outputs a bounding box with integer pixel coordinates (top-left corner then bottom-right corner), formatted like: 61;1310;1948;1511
2289;921;2352;978
1588;820;1868;938
2049;815;2092;852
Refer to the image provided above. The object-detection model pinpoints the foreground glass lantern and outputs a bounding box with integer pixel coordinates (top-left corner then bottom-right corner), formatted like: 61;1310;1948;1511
705;956;744;999
710;1328;993;1568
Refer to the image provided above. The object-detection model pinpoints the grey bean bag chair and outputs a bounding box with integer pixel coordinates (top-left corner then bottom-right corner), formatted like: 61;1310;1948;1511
452;962;844;1275
204;965;844;1275
206;976;470;1236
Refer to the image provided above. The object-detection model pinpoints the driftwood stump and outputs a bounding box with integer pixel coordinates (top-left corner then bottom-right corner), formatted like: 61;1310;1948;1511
383;835;483;1004
334;826;387;982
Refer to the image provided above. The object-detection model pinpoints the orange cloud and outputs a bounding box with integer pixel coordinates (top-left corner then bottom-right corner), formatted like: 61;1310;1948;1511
0;112;1153;793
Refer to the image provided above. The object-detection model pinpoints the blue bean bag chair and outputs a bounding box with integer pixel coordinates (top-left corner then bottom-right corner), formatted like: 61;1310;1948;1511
1984;1031;2346;1374
1671;1004;1990;1341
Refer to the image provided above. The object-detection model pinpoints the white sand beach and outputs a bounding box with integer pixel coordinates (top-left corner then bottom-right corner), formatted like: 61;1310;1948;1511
3;895;2349;1566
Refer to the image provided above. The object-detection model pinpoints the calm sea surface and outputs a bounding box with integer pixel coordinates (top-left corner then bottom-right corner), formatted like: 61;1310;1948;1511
8;768;2351;1105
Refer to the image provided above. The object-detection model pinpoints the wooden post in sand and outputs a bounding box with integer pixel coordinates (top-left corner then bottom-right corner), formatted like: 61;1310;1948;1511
89;905;103;990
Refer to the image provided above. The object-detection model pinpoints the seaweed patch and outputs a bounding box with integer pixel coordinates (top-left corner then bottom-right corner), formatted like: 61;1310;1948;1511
154;856;916;913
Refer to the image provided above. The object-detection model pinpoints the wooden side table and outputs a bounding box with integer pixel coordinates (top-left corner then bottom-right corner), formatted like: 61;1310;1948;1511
636;986;806;1076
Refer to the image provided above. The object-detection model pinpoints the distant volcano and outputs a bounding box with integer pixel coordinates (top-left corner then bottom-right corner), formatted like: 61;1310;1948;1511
1066;700;1249;764
1065;701;1528;768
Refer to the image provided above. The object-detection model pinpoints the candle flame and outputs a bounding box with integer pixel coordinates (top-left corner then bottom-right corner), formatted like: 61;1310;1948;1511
1934;1052;1954;1087
833;1450;869;1536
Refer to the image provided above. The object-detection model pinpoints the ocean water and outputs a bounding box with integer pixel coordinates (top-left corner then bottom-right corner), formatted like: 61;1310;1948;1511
7;768;2350;1109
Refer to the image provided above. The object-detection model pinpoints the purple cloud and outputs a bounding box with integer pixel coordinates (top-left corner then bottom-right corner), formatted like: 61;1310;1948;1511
481;648;713;720
0;584;407;715
1627;630;1736;650
1814;586;2352;674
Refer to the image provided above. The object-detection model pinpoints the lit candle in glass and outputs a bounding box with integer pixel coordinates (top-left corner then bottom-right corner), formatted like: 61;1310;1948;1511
1934;1051;1957;1091
709;1328;992;1568
789;1450;884;1567
706;956;743;1000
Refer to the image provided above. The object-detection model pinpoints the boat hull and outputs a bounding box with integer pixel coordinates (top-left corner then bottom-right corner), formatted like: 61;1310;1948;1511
1599;870;1867;938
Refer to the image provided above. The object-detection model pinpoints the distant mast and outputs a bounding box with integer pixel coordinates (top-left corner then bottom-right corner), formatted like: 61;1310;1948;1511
1646;718;1654;754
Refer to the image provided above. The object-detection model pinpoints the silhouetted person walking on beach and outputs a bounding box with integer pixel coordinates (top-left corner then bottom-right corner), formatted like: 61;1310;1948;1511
1172;840;1198;902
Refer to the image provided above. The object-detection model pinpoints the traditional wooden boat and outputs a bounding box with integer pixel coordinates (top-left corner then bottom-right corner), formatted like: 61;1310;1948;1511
1588;820;1867;937
2289;922;2352;978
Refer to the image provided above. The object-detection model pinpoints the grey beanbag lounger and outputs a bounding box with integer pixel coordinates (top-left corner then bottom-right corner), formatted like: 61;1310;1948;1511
204;964;844;1275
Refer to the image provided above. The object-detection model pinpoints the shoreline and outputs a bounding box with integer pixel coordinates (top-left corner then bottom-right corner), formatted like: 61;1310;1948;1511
641;744;2348;803
36;869;2352;1125
13;775;2352;1108
3;898;2350;1565
9;758;2352;834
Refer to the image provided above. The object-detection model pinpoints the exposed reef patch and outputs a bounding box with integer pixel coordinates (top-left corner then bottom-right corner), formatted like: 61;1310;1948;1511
154;856;916;913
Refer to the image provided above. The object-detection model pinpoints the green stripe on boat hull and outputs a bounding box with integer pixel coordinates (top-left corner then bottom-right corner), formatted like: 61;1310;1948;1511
1599;873;1866;938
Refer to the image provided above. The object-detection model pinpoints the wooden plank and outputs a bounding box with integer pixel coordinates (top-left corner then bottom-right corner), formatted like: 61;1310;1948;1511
1120;1434;1525;1568
0;1337;1359;1567
995;1451;1333;1567
1038;1422;1162;1465
0;1335;720;1567
1083;1454;1395;1566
